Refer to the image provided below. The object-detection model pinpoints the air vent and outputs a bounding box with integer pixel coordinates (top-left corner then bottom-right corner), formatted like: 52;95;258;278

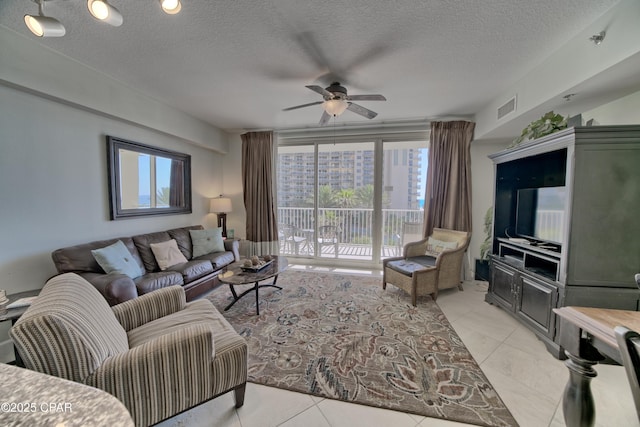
497;96;517;120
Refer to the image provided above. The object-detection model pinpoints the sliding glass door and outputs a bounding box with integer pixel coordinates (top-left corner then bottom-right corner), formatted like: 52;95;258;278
277;134;427;266
382;141;428;258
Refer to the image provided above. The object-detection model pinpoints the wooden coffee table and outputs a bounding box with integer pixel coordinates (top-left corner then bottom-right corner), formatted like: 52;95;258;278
218;256;288;315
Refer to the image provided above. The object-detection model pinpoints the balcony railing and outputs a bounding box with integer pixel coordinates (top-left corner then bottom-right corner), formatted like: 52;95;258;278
278;207;423;259
535;210;564;243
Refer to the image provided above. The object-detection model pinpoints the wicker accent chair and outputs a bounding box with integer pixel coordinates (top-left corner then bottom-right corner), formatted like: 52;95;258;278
10;273;247;427
383;228;471;305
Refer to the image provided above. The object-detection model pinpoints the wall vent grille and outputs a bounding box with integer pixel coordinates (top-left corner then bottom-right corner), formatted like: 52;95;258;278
497;96;517;120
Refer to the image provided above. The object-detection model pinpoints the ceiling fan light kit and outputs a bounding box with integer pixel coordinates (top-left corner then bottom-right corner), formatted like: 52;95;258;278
323;99;348;116
284;82;386;126
23;0;182;37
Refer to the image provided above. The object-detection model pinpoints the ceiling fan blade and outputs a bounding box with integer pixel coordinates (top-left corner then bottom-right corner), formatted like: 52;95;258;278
306;85;333;98
295;32;333;73
282;101;323;111
347;94;387;101
319;111;331;126
347;103;378;119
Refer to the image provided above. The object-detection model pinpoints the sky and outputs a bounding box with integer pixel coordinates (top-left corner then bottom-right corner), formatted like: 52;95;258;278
138;155;172;195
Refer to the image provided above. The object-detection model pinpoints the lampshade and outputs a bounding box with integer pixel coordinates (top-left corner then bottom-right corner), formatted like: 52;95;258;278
161;0;182;14
24;14;66;37
323;99;349;116
210;197;232;213
87;0;123;27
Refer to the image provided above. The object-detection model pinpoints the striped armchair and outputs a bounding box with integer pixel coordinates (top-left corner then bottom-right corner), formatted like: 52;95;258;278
10;273;247;427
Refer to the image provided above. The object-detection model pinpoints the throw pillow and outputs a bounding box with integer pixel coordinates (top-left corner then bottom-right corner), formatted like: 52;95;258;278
150;239;188;270
91;240;144;279
190;228;225;258
425;237;458;257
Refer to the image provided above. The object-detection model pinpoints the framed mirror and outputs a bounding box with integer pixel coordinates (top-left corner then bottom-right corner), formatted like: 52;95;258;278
107;136;191;220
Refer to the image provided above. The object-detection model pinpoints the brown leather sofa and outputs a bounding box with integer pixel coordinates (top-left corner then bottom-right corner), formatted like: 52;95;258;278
51;225;240;305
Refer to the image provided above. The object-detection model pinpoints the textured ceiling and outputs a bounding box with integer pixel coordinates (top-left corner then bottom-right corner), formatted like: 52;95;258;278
0;0;621;132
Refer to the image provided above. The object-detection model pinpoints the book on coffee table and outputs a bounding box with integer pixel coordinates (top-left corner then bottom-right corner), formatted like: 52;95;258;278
241;259;274;272
6;296;38;309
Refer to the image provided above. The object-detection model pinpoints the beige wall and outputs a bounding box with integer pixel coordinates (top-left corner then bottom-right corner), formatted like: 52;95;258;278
582;89;640;125
0;85;226;362
468;140;510;272
222;134;247;241
0;84;225;293
0;25;231;296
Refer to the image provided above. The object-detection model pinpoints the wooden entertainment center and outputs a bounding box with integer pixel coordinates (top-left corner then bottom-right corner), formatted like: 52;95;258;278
485;125;640;358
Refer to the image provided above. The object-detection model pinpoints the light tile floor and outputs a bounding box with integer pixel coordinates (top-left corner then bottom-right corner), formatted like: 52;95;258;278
157;266;637;427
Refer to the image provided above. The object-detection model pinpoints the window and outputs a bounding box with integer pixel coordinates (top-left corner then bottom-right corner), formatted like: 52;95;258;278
277;129;428;265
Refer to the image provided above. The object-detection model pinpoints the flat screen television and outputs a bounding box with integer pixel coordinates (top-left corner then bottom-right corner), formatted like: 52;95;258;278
515;186;566;245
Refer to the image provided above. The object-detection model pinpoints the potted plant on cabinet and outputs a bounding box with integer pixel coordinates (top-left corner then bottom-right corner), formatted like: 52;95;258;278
475;207;493;281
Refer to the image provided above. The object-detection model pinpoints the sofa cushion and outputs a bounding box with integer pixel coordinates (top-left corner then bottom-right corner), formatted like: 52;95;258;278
150;239;189;270
132;231;172;272
52;237;143;274
91;240;145;279
425;237;458;257
167;260;214;282
190;228;225;258
195;251;236;269
10;273;129;382
387;256;437;276
167;225;203;259
134;271;183;295
127;299;217;355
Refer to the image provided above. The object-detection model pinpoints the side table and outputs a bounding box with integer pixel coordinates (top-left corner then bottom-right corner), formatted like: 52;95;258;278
0;289;40;366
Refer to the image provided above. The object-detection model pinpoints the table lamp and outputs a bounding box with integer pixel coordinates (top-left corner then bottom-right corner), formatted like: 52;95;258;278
210;196;232;237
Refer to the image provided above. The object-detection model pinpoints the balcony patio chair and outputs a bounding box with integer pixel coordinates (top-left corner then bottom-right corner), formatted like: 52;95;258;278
318;225;340;257
396;221;424;256
280;223;308;255
383;228;471;305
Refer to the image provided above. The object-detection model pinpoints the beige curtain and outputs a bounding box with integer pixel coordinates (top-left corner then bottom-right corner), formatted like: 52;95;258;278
168;160;184;207
423;121;475;236
241;131;279;256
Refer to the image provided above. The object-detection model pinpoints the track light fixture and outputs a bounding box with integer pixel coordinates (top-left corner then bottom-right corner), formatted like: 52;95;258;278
24;0;66;38
161;0;183;15
23;0;183;37
87;0;123;27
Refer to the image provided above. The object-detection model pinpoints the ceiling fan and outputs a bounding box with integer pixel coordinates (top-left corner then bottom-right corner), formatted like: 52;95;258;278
283;82;387;126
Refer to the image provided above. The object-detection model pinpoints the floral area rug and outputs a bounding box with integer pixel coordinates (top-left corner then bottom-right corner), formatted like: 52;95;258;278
207;270;518;427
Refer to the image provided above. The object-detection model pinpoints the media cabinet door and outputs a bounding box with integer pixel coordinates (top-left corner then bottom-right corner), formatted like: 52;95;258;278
567;143;640;288
489;259;518;311
516;275;558;338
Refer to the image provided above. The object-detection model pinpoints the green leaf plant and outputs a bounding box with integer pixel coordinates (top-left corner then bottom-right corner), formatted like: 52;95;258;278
479;207;493;261
509;111;568;148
